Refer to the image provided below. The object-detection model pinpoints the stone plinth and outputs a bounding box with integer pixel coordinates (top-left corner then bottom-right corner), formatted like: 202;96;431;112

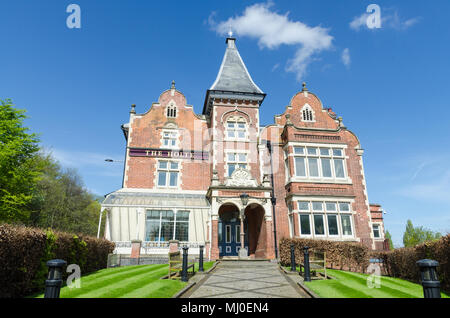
169;240;179;253
130;240;142;259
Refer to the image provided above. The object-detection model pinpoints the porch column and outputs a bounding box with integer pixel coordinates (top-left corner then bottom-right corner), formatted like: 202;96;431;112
97;207;105;238
240;210;245;249
238;209;248;259
211;219;220;260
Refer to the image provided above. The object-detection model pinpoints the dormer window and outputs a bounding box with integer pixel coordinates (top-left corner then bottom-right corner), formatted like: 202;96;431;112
167;104;177;118
301;104;314;122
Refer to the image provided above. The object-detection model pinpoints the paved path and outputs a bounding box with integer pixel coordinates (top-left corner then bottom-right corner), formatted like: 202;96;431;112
185;261;307;298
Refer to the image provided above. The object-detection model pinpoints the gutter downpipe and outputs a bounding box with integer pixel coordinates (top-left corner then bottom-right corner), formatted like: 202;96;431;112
266;140;279;259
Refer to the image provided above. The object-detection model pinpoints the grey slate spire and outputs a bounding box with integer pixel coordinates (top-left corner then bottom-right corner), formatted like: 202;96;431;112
210;37;263;94
203;37;266;116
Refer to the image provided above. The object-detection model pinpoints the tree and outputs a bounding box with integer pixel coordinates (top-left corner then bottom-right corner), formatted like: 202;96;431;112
402;219;442;247
29;152;101;236
385;230;394;250
0;99;42;223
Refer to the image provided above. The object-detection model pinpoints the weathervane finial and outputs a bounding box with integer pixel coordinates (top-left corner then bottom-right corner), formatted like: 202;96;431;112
228;25;233;38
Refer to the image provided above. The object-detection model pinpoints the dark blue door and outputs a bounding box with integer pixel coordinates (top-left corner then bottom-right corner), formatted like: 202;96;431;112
219;219;248;257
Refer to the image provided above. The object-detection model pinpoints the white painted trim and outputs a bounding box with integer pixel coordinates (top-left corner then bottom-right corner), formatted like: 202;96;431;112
300;103;316;123
116;188;207;195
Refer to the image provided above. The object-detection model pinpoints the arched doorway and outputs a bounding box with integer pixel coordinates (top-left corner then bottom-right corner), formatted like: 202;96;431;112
244;203;266;259
218;203;248;257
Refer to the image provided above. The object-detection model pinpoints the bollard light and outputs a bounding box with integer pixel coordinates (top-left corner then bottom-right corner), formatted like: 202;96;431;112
417;259;441;298
199;245;204;272
290;244;296;272
181;246;189;282
44;259;67;298
303;246;311;282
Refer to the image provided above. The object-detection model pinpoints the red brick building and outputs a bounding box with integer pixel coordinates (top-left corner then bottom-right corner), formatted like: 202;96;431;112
101;36;387;260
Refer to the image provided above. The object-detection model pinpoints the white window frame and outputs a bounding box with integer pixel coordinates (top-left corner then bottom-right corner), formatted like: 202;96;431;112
340;213;354;238
301;104;315;122
224;116;248;141
145;209;190;243
166;104;177;118
161;129;178;149
326;214;340;237
372;223;383;239
312;213;326;237
287;142;351;184
299;213;313;237
225;152;248;177
156;160;180;188
296;199;355;240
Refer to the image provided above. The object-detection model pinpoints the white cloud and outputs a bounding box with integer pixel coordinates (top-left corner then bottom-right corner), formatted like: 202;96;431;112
397;156;450;203
350;13;370;31
341;48;350;67
209;2;333;81
350;8;421;31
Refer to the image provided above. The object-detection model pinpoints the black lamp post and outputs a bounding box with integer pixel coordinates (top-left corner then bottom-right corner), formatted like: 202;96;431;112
44;259;67;298
417;259;441;298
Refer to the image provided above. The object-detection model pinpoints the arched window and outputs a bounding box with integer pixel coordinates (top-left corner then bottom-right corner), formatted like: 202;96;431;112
166;105;177;118
226;116;247;140
301;104;314;122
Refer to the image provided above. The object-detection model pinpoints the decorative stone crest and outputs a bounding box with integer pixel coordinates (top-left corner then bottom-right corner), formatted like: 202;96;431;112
225;167;258;187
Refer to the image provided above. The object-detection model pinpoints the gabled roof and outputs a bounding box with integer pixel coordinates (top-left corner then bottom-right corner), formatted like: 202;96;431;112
210;38;264;94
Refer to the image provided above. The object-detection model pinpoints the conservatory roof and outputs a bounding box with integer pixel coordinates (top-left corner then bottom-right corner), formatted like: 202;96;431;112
102;191;210;208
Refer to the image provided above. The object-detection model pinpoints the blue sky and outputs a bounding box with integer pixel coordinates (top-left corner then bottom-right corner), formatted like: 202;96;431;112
1;1;449;246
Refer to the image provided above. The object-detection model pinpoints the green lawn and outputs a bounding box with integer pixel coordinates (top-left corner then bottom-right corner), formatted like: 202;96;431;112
303;268;450;298
35;261;215;298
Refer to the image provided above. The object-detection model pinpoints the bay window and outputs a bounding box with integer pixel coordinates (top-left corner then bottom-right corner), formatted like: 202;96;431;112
297;200;354;238
292;145;347;181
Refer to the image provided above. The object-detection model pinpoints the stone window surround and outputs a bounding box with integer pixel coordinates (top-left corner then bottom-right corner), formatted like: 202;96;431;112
372;222;385;240
300;103;316;123
284;142;352;185
224;149;250;178
223;115;250;142
166;100;177;119
160;129;179;149
154;159;182;189
289;196;357;240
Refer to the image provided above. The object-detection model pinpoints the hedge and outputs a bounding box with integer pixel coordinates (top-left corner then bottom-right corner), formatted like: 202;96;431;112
279;237;370;273
0;223;115;298
371;234;450;293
